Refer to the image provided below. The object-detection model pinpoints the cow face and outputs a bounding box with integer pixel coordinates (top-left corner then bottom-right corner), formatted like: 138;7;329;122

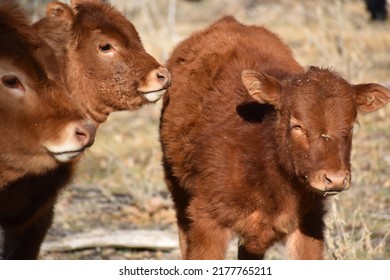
0;3;96;186
35;0;171;123
0;61;95;161
242;66;390;195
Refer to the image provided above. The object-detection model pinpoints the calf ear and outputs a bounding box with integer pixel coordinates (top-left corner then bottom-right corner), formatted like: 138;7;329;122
32;16;72;58
353;83;390;113
241;70;281;107
46;2;74;23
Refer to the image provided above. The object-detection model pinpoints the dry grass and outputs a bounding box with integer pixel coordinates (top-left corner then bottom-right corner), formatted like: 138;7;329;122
23;0;390;259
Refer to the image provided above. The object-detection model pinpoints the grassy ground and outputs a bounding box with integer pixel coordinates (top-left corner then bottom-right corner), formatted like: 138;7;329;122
35;0;390;259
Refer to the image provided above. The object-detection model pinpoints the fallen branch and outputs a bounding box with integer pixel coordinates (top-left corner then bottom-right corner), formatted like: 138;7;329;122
41;229;179;253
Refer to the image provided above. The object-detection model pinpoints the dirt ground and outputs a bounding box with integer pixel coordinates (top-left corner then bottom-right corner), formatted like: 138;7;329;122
19;0;390;260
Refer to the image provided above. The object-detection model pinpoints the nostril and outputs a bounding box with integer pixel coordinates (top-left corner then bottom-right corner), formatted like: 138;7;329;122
156;72;166;82
75;122;96;148
324;174;333;185
75;127;88;143
323;170;350;190
155;68;171;87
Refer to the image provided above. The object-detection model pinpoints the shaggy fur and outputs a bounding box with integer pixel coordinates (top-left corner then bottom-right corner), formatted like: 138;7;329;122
0;0;172;260
160;16;390;260
33;0;171;124
0;1;95;259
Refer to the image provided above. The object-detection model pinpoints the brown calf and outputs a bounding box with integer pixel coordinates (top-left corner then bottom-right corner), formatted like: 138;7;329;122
0;1;96;259
1;0;170;259
34;0;171;124
160;16;390;259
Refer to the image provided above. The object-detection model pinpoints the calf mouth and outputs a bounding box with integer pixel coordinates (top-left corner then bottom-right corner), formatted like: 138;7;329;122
137;66;171;103
49;148;86;163
309;183;347;197
307;169;351;197
141;88;167;103
321;190;342;197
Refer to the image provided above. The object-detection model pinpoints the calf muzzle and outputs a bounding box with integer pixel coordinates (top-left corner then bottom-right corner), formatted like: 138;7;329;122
308;169;351;195
138;66;172;102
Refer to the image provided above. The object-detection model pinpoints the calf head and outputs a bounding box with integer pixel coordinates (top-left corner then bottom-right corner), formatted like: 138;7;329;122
35;0;171;124
0;2;96;187
242;66;390;195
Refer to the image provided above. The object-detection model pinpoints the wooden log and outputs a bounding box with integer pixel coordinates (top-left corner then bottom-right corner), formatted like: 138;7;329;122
41;229;179;252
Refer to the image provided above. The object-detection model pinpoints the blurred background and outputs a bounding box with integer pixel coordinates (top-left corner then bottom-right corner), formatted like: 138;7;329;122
20;0;390;259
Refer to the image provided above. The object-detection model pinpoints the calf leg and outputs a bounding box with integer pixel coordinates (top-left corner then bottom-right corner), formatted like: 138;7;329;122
176;204;192;258
185;218;231;260
237;227;279;260
286;207;325;260
2;207;54;259
162;159;192;258
238;243;265;260
178;225;188;258
162;160;232;259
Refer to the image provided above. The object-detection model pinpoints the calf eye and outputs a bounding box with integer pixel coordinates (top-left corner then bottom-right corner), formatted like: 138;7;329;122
98;43;113;53
291;125;303;132
289;117;307;138
290;124;307;137
2;75;23;90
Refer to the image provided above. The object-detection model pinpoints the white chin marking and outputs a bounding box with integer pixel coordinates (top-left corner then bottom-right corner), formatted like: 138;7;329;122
53;151;81;162
143;89;166;102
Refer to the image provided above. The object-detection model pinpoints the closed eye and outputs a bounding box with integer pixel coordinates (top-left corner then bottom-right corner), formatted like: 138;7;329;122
290;124;302;130
289;116;307;137
290;124;308;137
290;124;305;132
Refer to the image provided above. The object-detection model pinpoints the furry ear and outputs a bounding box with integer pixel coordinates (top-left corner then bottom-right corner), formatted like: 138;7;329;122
241;70;281;108
32;2;72;58
46;2;74;22
353;83;390;113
